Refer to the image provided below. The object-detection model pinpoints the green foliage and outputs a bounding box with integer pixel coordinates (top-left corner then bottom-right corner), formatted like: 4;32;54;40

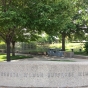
84;42;88;54
0;41;6;52
38;34;59;44
35;0;77;34
0;0;29;61
0;54;6;61
0;44;6;49
0;0;87;61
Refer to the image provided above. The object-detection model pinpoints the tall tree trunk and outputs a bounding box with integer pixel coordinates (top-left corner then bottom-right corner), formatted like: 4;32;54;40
12;41;15;56
6;41;11;62
62;32;66;51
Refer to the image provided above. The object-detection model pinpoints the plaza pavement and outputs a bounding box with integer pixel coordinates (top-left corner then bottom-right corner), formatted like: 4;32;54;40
14;53;88;62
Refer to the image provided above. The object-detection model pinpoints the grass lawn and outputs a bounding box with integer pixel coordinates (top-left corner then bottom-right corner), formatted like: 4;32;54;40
49;43;88;56
74;51;88;56
0;54;33;62
0;42;88;62
0;54;6;61
49;43;84;51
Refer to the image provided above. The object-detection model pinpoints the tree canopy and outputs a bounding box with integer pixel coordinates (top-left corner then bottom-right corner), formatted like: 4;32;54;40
0;0;88;61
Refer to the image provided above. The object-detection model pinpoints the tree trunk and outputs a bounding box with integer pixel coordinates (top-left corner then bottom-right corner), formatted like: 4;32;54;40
6;41;11;62
62;33;66;51
12;41;15;56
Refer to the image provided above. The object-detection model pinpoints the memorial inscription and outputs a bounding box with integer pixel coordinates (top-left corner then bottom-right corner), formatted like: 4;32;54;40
0;61;88;87
1;71;88;78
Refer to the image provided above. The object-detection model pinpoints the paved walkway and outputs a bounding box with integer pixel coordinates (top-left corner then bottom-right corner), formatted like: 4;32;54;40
14;53;88;62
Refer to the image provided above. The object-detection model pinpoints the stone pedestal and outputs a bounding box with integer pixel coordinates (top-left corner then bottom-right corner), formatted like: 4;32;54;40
64;51;74;58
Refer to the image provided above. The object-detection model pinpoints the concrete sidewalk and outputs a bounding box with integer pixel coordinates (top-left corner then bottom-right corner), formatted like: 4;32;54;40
15;53;88;62
32;55;88;62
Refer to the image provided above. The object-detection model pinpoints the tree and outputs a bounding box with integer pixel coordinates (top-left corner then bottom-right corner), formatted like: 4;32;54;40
36;0;78;51
54;0;88;51
0;0;27;61
71;0;88;42
11;28;28;56
0;0;86;61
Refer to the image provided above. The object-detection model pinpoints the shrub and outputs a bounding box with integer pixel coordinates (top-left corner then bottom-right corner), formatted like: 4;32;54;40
0;43;6;49
84;42;88;54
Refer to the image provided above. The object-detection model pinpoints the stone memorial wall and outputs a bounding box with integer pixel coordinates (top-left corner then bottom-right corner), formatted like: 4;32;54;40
0;61;88;88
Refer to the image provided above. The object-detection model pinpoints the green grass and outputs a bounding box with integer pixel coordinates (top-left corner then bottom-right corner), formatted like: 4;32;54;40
0;54;33;62
0;42;87;62
74;51;88;56
0;54;6;61
10;55;33;60
49;43;84;51
49;43;88;56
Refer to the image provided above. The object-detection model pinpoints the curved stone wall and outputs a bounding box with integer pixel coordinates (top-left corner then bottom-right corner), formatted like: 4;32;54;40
0;61;88;87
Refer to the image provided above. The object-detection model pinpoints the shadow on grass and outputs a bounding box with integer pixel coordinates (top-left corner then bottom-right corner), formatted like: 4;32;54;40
0;55;6;61
74;51;88;56
11;55;33;60
0;54;33;61
0;53;6;55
